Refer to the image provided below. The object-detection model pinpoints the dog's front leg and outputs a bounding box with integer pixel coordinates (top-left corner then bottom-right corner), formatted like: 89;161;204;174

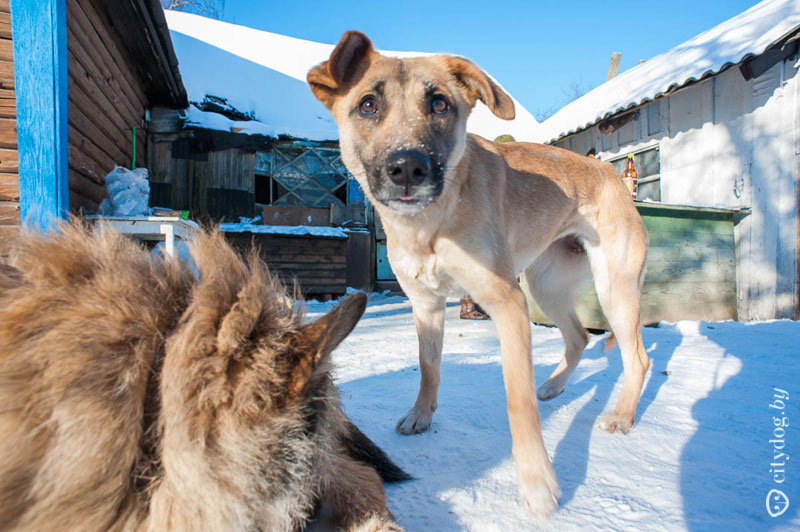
477;284;560;516
395;283;445;434
446;247;560;517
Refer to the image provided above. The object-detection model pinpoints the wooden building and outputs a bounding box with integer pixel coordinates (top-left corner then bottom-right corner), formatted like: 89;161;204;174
0;0;18;242
4;0;186;245
537;0;800;320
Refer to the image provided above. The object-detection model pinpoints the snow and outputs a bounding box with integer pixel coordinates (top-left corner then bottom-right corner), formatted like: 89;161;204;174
164;10;540;142
305;293;799;531
538;0;800;143
219;222;347;238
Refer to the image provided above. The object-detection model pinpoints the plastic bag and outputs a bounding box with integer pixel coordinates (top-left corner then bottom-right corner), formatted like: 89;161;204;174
98;166;150;216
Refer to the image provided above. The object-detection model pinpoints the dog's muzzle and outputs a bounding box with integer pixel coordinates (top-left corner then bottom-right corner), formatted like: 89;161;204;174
376;149;442;213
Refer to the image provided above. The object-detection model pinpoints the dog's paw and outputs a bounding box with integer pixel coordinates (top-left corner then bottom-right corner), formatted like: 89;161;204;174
395;408;432;434
596;410;634;434
536;376;567;401
518;468;560;518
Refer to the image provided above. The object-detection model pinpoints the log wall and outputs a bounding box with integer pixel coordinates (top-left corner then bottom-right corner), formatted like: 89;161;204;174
66;0;148;212
0;0;18;249
224;232;348;297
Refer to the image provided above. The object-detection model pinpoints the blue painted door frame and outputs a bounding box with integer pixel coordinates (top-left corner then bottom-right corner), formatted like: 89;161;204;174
10;0;69;231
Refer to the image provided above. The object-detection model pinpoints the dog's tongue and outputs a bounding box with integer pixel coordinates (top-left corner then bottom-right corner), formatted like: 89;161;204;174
401;194;412;201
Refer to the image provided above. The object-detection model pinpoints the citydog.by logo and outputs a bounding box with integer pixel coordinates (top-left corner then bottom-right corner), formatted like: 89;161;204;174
767;489;789;518
766;387;790;518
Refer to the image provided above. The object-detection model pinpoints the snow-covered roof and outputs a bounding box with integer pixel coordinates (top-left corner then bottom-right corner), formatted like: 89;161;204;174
164;10;539;142
537;0;800;143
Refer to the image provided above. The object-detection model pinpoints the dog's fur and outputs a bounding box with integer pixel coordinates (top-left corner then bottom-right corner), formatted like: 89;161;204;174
0;223;407;531
308;31;650;516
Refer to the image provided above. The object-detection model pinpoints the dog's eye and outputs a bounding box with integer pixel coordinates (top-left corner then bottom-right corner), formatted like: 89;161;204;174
431;96;448;115
359;96;378;116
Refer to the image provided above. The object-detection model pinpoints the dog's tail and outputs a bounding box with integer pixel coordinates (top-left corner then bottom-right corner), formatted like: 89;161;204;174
340;420;413;482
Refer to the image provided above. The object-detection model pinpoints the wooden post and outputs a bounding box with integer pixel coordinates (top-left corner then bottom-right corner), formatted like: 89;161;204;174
607;52;621;81
10;0;69;230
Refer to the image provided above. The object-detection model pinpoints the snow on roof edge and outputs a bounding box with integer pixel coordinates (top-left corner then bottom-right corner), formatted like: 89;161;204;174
538;0;800;144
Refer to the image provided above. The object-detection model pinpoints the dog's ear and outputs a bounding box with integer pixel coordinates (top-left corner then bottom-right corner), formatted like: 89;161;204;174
308;31;374;109
288;292;368;395
445;56;515;120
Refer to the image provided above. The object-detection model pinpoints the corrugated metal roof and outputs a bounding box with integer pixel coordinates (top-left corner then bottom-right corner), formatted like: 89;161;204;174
537;0;800;144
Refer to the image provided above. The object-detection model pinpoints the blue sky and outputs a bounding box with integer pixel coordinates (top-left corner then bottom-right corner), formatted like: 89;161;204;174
220;0;760;120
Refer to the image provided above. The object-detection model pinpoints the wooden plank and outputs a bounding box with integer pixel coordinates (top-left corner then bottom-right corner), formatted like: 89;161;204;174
0;96;15;119
0;118;17;149
68;143;107;186
0;57;14;89
0;180;17;201
10;0;69;228
0;146;16;173
647;244;735;264
0;12;11;40
252;253;347;264
0;39;12;62
0;199;19;224
0;1;11;14
641;214;735;235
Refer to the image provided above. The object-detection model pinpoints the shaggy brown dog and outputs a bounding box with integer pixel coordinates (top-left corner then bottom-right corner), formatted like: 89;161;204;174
0;223;408;531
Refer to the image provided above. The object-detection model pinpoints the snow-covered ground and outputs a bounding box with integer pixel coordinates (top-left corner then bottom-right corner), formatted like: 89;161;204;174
307;293;799;531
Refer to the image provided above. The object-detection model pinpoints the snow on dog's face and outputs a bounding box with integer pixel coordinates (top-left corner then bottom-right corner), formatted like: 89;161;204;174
308;31;514;215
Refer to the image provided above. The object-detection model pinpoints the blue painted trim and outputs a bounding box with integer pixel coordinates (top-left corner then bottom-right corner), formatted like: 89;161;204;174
10;0;69;231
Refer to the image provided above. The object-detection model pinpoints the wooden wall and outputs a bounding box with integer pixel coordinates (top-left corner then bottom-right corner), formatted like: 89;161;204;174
149;135;257;220
0;0;19;246
66;0;147;212
225;232;348;297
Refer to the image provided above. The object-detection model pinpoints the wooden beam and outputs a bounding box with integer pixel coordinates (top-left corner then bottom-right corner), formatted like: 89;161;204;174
10;0;69;229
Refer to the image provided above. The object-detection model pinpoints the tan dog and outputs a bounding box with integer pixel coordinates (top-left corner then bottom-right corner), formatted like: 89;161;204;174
0;223;407;531
308;31;649;516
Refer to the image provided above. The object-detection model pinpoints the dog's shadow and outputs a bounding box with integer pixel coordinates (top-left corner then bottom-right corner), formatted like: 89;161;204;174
550;325;680;506
334;326;680;529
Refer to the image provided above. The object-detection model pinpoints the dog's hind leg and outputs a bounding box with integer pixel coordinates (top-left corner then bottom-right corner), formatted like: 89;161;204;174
395;285;445;435
584;221;649;434
526;237;591;401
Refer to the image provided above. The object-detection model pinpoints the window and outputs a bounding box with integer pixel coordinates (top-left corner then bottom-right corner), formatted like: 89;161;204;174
254;145;363;207
609;146;661;202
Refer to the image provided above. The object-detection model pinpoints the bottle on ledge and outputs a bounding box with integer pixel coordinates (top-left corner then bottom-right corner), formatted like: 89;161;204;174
621;153;638;199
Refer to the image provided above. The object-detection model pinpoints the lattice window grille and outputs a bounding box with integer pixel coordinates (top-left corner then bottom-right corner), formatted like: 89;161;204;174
270;145;351;207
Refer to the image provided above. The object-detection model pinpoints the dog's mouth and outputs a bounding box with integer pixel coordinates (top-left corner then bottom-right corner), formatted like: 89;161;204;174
375;181;443;214
368;149;445;214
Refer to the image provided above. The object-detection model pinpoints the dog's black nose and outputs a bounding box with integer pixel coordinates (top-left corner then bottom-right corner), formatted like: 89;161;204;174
385;150;431;186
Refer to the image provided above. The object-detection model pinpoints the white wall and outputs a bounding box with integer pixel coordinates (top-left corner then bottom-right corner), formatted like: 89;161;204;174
554;58;799;320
